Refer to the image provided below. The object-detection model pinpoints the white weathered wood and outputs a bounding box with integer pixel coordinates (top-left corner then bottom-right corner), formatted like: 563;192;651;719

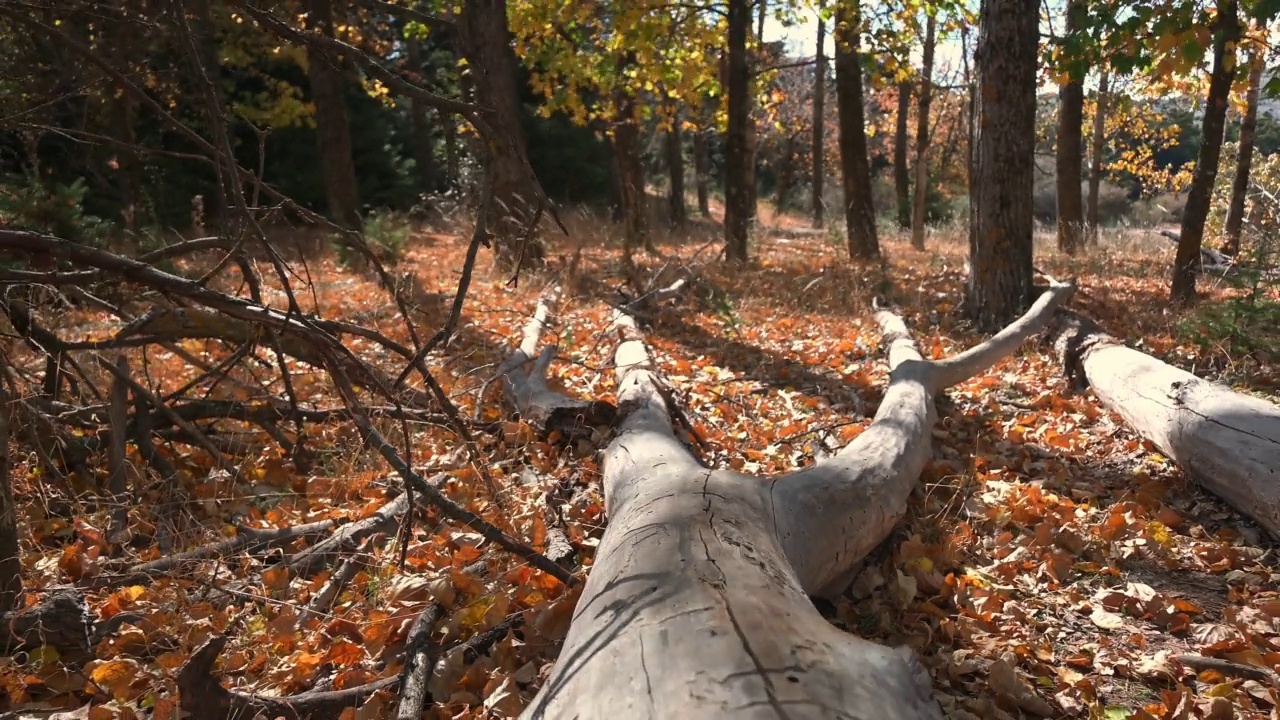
519;285;1075;719
1051;311;1280;537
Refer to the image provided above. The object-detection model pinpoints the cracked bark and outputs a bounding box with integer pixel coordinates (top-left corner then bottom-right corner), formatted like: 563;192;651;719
1047;310;1280;538
512;280;1075;718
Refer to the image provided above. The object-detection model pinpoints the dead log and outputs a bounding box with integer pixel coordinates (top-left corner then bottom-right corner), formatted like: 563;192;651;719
518;284;1075;718
0;591;95;666
1048;310;1280;537
497;284;615;439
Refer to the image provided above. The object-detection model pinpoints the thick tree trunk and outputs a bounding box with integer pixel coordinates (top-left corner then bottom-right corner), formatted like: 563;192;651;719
512;272;1074;718
458;0;547;266
833;1;879;260
1049;310;1280;537
406;36;438;193
967;0;1037;331
1086;69;1108;245
305;0;362;230
614;91;652;256
1055;0;1086;256
811;11;827;229
667;114;687;228
1172;0;1239;304
725;0;752;261
693;127;712;219
894;81;912;230
1223;46;1264;256
910;14;936;250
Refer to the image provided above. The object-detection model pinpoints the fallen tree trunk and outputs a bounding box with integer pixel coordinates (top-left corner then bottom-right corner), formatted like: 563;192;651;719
512;282;1075;718
1048;310;1280;537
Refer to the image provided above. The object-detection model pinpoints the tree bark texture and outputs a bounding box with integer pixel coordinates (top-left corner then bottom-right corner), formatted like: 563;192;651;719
910;14;937;250
694;127;712;219
833;1;879;260
614;90;651;255
894;81;912;230
1086;69;1108;244
812;11;827;229
667;113;687;228
725;0;753;261
1223;45;1264;256
1172;0;1239;303
406;35;439;193
1049;310;1280;538
457;0;547;266
967;0;1038;330
512;272;1075;718
305;0;362;230
1055;0;1087;256
775;133;798;212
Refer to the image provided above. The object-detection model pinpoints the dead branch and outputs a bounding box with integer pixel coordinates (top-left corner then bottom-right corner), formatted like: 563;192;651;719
395;601;444;720
285;490;412;578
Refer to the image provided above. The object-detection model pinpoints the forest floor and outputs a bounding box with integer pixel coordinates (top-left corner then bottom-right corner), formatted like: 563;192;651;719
3;206;1279;720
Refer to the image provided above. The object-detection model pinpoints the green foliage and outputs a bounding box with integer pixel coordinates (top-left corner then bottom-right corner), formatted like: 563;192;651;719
1177;297;1280;363
334;208;411;268
0;175;115;248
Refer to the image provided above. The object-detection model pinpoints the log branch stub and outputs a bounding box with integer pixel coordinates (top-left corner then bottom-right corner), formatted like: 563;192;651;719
0;591;95;666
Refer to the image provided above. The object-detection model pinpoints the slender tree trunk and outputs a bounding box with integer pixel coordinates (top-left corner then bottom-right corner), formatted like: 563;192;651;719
305;0;362;230
442;110;459;190
893;81;912;230
967;0;1037;330
1086;69;1108;244
757;0;768;41
1055;0;1087;256
910;14;937;250
667;112;687;228
775;133;797;212
693;127;712;219
0;352;19;614
406;36;438;193
811;8;827;229
961;24;975;195
1172;0;1240;304
614;92;651;256
725;0;752;261
833;1;879;259
1223;45;1264;256
458;0;547;266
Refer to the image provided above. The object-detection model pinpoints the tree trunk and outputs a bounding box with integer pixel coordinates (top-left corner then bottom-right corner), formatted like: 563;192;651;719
406;36;438;193
694;127;712;219
757;0;767;40
811;10;827;229
910;14;936;250
512;271;1074;718
1086;69;1108;245
613;94;652;256
442;111;459;190
0;351;20;613
833;1;879;260
775;133;797;212
667;113;687;228
725;0;752;262
1172;0;1239;304
1050;310;1280;538
1055;0;1087;256
967;0;1037;331
894;81;912;230
305;0;362;230
1223;45;1264;256
457;0;547;266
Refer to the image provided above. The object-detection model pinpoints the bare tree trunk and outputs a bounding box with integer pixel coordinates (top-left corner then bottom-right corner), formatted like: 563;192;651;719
613;93;651;256
725;0;752;261
967;0;1037;330
811;8;827;229
667;111;687;228
1223;45;1264;256
757;0;767;40
305;0;362;230
1172;0;1239;304
1050;310;1280;538
893;81;912;230
1055;0;1087;256
0;352;20;613
834;1;879;260
775;133;797;212
457;0;547;267
1086;69;1108;245
693;127;712;219
910;14;936;250
442;110;459;190
511;272;1074;718
406;35;438;193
